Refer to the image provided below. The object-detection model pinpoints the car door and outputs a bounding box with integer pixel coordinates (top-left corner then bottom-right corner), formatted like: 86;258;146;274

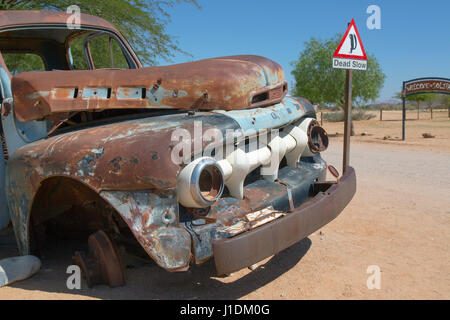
0;52;11;229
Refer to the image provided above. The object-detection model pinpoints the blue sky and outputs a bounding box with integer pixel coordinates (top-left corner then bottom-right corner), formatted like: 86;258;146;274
160;0;450;103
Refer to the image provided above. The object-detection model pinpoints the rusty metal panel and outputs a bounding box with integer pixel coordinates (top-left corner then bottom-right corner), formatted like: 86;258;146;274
214;96;304;132
100;190;192;271
7;113;239;192
12;55;286;121
215;55;285;85
213;166;356;275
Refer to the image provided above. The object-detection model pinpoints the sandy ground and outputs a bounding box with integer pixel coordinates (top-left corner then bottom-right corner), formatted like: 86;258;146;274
320;109;450;152
0;111;449;299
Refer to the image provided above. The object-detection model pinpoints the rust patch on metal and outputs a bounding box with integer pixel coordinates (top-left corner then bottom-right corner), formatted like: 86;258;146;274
328;165;339;178
72;230;125;288
249;81;288;108
99;189;191;271
1;100;11;117
0;131;8;162
218;206;284;236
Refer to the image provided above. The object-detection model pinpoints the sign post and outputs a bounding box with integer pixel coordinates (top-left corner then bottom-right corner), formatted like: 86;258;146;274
343;69;352;175
332;19;367;174
402;84;406;140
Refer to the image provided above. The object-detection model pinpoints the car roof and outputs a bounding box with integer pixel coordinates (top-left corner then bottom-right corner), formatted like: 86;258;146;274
0;10;118;32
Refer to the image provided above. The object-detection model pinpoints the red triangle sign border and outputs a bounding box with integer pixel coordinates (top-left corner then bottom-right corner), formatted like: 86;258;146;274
333;18;367;60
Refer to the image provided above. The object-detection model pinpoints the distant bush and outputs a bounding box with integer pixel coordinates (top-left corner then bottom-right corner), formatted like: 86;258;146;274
360;104;416;111
327;106;341;112
322;110;376;122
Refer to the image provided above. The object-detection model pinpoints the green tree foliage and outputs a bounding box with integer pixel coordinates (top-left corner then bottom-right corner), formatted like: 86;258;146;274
69;33;130;70
3;30;131;74
291;34;385;107
1;53;45;74
438;94;450;108
393;92;432;109
0;0;199;66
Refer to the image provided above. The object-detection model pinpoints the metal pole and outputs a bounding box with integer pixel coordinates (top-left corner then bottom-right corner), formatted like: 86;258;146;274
343;69;352;174
431;106;433;119
380;108;382;121
402;82;406;141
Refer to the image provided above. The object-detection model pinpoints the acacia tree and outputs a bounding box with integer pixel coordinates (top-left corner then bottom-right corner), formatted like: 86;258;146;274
291;34;385;107
438;94;450;117
394;92;432;119
0;0;199;66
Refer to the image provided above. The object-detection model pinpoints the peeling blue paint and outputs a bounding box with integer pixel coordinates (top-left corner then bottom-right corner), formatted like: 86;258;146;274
214;96;307;132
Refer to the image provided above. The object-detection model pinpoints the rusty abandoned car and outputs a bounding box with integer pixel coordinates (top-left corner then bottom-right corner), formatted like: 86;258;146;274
0;10;355;287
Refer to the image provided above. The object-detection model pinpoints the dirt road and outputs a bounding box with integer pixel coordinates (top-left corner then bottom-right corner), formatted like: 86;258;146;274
0;133;449;299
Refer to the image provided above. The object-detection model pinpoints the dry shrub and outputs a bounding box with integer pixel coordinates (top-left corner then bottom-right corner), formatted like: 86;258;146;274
323;110;376;122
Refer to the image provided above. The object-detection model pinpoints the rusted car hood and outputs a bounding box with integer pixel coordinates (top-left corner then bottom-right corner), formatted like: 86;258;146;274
12;55;286;122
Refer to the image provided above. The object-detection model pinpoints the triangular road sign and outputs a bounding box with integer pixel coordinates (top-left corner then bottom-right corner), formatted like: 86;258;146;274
333;19;367;60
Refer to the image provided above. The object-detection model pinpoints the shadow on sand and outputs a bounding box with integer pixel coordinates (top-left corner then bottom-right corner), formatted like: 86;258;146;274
5;230;311;299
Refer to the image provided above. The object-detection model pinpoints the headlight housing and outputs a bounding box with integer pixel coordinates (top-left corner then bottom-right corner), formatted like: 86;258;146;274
178;157;225;208
299;118;329;156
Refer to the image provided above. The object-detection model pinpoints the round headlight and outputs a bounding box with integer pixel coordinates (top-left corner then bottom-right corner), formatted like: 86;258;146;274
191;158;224;207
307;120;329;154
178;157;225;208
298;118;329;156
